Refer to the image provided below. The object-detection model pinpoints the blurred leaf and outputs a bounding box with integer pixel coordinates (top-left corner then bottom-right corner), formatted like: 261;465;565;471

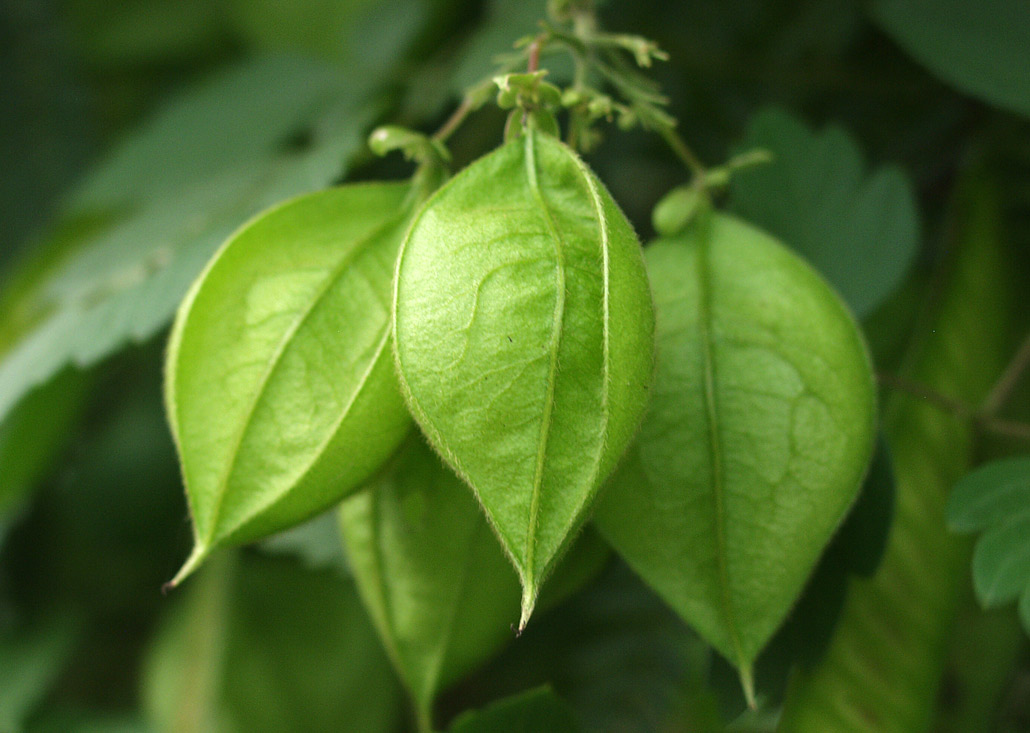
347;0;431;80
0;212;115;356
872;0;1030;118
949;457;1030;534
27;710;152;733
0;0;96;257
724;707;780;733
778;172;1014;732
948;455;1030;635
728;107;919;317
860;268;926;374
339;435;520;726
257;510;349;575
1021;580;1030;642
0;346;186;699
228;0;430;83
228;0;375;64
143;553;402;733
934;590;1026;733
0;369;90;547
446;561;721;732
65;0;224;67
68;56;352;211
978;528;1030;613
0;616;78;733
143;554;234;732
0;57;378;425
448;687;580;733
535;527;611;614
827;435;896;578
449;0;548;94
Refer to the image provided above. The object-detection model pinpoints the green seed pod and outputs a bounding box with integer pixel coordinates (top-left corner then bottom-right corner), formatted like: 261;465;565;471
394;130;655;629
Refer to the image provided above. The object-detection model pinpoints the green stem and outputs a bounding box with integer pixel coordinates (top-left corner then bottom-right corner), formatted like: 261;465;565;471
656;123;706;180
879;372;1030;442
432;97;475;143
432;76;498;144
566;112;580;149
982;330;1030;415
171;553;235;733
415;701;435;733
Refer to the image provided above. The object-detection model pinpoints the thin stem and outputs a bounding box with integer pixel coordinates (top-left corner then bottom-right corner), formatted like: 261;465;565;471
880;373;975;416
656;123;706;179
566;114;580;148
415;702;434;733
879;373;1030;442
527;35;544;74
982;331;1030;416
973;417;1030;442
432;96;475;143
566;54;589;150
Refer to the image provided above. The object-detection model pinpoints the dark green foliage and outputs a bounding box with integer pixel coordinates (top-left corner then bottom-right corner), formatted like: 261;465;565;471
873;0;1030;118
448;687;580;732
729;107;919;317
2;1;1029;730
949;456;1030;635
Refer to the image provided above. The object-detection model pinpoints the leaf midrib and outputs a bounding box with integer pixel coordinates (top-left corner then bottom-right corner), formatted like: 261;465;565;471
201;210;405;547
522;131;568;585
224;324;394;543
695;230;747;668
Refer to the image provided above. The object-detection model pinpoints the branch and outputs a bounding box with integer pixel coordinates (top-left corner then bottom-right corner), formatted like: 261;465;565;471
879;373;1030;442
982;331;1030;416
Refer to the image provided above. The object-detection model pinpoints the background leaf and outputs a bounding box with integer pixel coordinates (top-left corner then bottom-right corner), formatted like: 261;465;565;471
0;345;190;714
728;107;919;317
448;0;549;95
0;56;379;426
0;0;96;262
0;369;90;547
142;553;402;733
448;687;580;733
0;616;78;733
67;55;354;212
778;173;1016;731
871;0;1030;118
948;455;1030;634
439;561;722;732
226;0;377;66
65;0;224;68
26;710;152;733
257;509;350;575
339;435;521;727
533;527;611;614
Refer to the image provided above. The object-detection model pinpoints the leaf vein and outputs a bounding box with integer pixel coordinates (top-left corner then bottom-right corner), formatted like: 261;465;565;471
696;230;748;670
522;132;568;586
203;213;404;545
